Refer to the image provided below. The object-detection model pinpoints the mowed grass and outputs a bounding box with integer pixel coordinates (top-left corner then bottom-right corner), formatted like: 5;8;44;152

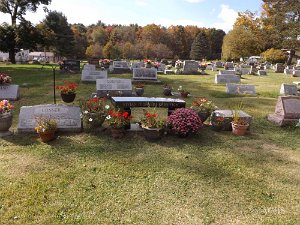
0;64;299;225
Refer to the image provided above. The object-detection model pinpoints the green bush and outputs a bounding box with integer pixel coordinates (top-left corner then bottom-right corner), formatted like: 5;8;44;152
261;48;287;63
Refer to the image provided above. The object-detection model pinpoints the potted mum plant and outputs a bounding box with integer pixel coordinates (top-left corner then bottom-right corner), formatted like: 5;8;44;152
178;86;190;98
190;97;217;123
140;109;165;141
0;73;12;85
0;99;14;133
167;108;202;137
56;81;78;103
81;97;111;131
135;82;145;96
35;117;57;142
106;109;132;138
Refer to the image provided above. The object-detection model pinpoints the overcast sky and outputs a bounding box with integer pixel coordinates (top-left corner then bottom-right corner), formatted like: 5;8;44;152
0;0;262;32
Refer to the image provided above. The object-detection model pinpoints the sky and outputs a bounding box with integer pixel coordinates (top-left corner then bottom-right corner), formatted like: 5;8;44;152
0;0;262;32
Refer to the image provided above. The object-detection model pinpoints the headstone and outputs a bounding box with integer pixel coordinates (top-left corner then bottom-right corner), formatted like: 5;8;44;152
182;60;199;74
293;70;300;77
215;75;240;84
210;110;252;131
83;64;96;71
63;60;81;72
133;68;157;80
113;61;129;69
226;83;256;95
206;64;212;70
268;96;300;126
284;69;294;75
18;104;82;133
157;63;166;73
218;70;236;75
293;66;300;70
81;70;108;82
225;62;234;69
215;61;223;68
257;70;267;76
96;78;132;97
280;84;298;96
275;63;285;73
88;58;100;67
250;66;258;75
241;68;250;75
131;62;144;70
0;84;20;100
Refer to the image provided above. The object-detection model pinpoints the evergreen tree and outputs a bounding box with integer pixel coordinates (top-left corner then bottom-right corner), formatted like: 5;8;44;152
190;32;210;60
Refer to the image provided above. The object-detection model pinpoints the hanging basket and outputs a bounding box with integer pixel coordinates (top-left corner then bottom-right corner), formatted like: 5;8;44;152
61;93;76;103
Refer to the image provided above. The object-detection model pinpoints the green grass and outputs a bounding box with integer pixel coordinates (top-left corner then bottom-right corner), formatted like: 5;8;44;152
0;64;300;224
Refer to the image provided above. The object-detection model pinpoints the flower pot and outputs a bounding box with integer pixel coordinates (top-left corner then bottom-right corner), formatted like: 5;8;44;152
142;126;163;141
61;93;76;103
211;124;223;131
231;122;249;136
38;130;56;142
135;88;144;96
197;111;210;123
110;127;125;138
84;112;106;130
0;112;13;132
163;88;172;96
180;92;189;98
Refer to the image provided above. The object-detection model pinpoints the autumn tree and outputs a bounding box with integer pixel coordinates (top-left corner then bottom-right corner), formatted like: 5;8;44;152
0;0;51;63
71;24;88;59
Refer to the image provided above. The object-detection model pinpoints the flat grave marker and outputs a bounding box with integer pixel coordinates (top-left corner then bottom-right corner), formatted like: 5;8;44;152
226;83;256;95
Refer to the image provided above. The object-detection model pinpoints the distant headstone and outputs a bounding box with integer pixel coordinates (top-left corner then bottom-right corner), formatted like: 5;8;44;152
284;69;293;75
182;60;199;74
131;62;144;70
215;61;223;68
81;70;107;82
226;83;256;95
211;109;252;131
133;68;157;80
113;61;129;69
241;68;250;75
206;64;212;70
215;75;240;84
257;70;267;76
293;66;300;70
157;63;166;73
96;78;132;97
275;63;285;73
0;84;20;100
219;70;236;75
63;60;80;72
280;83;298;96
293;70;300;77
249;66;258;75
18;104;82;133
225;62;234;69
268;96;300;126
83;64;96;71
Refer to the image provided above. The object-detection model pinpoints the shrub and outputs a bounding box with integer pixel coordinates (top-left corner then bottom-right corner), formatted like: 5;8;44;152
167;108;202;136
261;48;287;64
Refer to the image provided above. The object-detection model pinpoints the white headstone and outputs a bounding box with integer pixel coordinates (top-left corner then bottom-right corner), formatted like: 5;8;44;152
0;84;20;100
18;104;82;133
226;83;256;95
215;75;240;84
96;78;132;97
280;84;298;96
133;68;157;80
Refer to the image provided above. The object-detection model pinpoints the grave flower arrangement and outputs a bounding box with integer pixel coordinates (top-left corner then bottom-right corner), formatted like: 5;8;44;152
56;81;78;95
0;99;14;115
106;109;132;129
144;59;152;68
140;109;165;129
100;59;110;68
81;97;111;130
178;85;189;97
0;73;12;84
190;97;217;122
167;108;202;137
35;117;57;142
153;62;160;69
175;60;183;69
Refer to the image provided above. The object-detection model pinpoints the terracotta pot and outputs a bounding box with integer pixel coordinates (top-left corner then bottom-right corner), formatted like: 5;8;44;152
0;112;13;132
61;93;76;103
231;122;249;136
142;126;163;141
135;88;144;96
110;127;125;138
38;130;56;142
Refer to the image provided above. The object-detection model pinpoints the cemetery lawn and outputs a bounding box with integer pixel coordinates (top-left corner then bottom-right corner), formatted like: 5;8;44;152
1;64;300;225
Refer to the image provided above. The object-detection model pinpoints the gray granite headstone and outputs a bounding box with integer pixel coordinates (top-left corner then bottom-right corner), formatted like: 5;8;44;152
226;83;256;95
96;78;132;97
0;84;20;100
157;63;166;73
18;104;82;133
268;96;300;126
293;70;300;77
113;61;129;69
280;84;298;96
133;68;157;80
215;61;223;68
249;66;258;75
257;70;267;76
83;64;96;71
131;62;144;69
182;60;199;74
241;68;250;75
284;69;294;75
225;62;234;69
219;70;236;75
293;66;300;70
275;63;285;73
215;75;240;84
81;70;107;82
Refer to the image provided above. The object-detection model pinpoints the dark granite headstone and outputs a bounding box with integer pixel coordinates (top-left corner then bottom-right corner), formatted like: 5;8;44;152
275;63;285;73
63;60;81;72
